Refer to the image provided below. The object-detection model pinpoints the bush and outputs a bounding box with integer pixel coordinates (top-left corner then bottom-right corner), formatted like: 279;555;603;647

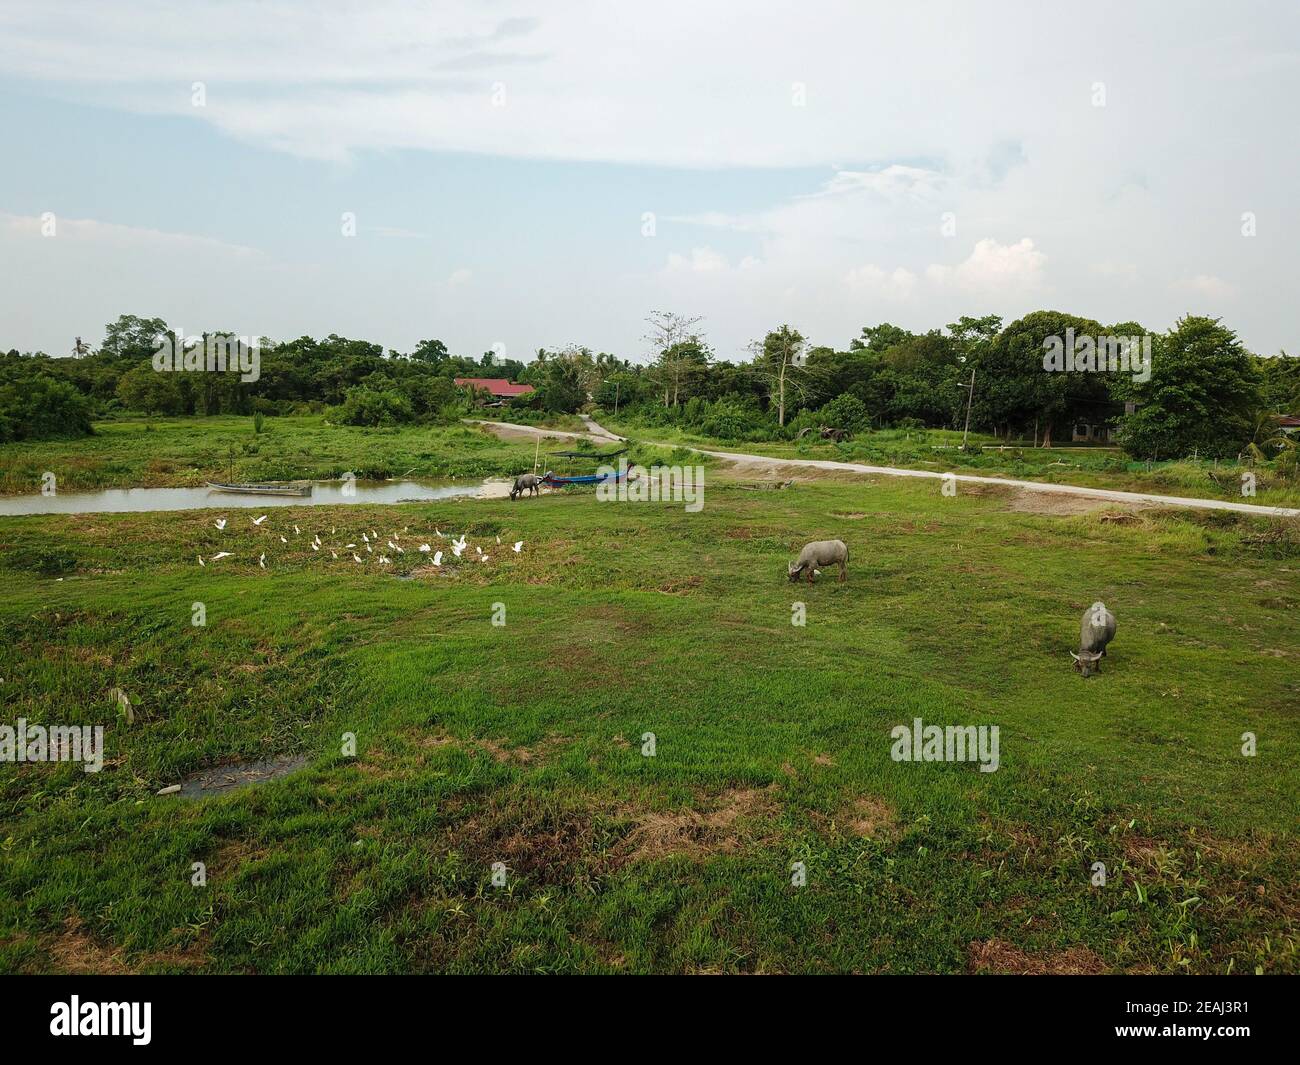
817;394;870;433
337;385;414;426
0;372;94;442
700;401;754;440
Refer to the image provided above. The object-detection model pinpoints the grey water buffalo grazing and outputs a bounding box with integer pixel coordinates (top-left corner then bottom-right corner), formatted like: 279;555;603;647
788;539;849;584
510;471;550;500
1072;601;1116;677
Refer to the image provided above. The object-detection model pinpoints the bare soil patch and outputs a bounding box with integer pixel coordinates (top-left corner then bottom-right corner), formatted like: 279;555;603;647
40;916;207;975
836;796;897;840
617;786;781;862
658;574;704;594
1007;489;1152;517
968;938;1107;975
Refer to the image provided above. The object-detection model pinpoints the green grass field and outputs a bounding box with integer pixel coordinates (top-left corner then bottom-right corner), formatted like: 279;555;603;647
0;427;1297;973
597;413;1300;508
0;416;546;494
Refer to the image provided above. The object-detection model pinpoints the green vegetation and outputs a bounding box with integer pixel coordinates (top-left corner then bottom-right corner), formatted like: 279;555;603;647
0;353;94;443
1;463;1296;973
6;311;1298;469
0;417;541;493
599;420;1300;509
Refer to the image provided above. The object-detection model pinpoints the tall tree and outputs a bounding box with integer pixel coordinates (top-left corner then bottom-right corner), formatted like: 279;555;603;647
1114;316;1262;460
643;311;709;406
751;324;809;427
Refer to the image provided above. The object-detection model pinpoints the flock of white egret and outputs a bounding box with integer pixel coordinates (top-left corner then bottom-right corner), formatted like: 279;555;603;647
197;515;524;570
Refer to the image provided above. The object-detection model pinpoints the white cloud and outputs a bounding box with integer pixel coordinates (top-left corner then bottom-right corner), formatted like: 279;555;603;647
0;2;1295;357
665;247;729;273
1174;274;1237;301
926;238;1046;293
843;264;919;302
1;1;1290;174
812;166;945;202
0;212;264;258
446;267;473;286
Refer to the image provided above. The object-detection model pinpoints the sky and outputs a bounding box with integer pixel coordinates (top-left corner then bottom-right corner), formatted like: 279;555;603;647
0;0;1297;364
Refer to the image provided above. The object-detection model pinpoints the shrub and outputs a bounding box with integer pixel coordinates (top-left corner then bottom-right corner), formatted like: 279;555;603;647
817;394;870;433
338;385;414;426
0;372;95;442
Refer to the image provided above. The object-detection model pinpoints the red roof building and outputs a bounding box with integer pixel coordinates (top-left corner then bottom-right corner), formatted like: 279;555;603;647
454;377;536;400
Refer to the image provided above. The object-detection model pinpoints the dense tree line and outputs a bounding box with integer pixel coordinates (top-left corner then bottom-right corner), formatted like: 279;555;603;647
2;310;1297;462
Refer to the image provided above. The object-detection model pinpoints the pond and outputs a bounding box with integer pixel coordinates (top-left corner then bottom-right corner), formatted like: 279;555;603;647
0;478;506;516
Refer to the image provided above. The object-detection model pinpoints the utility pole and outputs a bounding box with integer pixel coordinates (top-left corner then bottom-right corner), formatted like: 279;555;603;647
961;368;976;450
614;380;620;417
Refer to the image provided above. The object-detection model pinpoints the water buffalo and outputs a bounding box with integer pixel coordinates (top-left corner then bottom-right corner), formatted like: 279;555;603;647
788;539;849;584
510;471;550;500
1072;602;1116;678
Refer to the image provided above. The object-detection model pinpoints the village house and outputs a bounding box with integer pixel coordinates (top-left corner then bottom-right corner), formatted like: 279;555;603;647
454;377;536;407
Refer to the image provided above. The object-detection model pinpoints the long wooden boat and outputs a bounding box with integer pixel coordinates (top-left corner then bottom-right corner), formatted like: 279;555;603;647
205;481;313;497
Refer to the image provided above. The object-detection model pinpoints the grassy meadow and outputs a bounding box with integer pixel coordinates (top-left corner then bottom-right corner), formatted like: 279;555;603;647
0;416;553;494
0;423;1297;974
597;414;1300;508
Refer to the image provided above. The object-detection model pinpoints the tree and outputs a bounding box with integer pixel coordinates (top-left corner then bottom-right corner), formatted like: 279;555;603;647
409;338;449;365
850;322;913;354
878;331;964;427
972;311;1106;445
1258;349;1300;413
643;311;710;406
751;324;809;427
115;363;184;414
100;314;169;361
1114;316;1262;460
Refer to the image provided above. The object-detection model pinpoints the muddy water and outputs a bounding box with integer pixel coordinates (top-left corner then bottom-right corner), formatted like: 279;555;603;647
0;478;513;516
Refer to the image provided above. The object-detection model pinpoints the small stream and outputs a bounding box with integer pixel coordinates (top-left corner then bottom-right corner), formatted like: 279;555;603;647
0;479;501;516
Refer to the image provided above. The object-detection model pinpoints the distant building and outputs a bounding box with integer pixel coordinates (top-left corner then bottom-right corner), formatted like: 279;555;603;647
454;378;536;405
1275;414;1300;435
1071;422;1117;443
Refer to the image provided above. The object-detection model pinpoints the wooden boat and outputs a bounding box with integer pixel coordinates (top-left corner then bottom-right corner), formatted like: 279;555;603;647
205;481;313;497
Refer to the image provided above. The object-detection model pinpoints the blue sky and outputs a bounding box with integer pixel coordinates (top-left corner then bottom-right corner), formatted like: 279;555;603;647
1;1;1296;362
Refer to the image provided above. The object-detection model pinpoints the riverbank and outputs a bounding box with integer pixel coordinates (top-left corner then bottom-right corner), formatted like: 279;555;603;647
0;416;538;495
